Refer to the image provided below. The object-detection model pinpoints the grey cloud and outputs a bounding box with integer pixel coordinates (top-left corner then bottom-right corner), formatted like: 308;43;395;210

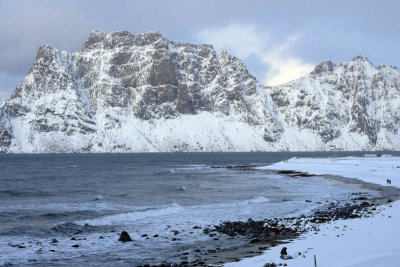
0;0;399;97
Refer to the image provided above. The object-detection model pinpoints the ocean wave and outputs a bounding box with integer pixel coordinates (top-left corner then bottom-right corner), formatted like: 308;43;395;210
0;190;22;196
0;189;54;198
239;196;271;205
75;203;184;226
48;222;99;235
0;201;132;213
171;164;209;170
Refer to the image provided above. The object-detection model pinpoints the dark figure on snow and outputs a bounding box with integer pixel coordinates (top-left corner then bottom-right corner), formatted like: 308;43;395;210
387;179;392;184
280;247;293;260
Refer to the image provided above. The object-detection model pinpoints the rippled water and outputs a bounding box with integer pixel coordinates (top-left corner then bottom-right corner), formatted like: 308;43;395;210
0;151;384;265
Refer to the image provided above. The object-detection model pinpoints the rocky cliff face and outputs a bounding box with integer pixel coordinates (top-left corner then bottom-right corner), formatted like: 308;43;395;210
269;55;400;151
0;30;283;152
0;30;399;152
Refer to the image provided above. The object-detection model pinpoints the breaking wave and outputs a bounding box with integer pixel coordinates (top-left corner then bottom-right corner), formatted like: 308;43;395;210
0;201;131;213
239;196;271;205
75;203;184;226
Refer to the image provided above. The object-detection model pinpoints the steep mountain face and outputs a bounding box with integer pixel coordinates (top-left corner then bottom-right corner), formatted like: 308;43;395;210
0;30;283;152
0;30;399;152
269;55;400;150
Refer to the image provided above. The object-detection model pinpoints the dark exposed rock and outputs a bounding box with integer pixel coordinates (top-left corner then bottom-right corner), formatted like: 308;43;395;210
311;61;335;75
171;230;179;236
118;231;133;242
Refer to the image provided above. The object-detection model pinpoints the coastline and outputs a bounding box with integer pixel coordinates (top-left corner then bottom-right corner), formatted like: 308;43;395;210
3;155;399;266
147;169;399;267
205;174;399;267
224;156;400;267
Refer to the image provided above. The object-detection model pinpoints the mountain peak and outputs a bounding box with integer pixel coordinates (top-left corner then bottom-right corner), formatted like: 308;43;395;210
89;29;106;36
310;60;335;75
351;55;372;64
80;30;166;52
218;50;230;62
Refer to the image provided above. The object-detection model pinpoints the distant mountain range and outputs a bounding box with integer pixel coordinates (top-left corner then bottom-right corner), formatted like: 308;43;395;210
0;30;399;152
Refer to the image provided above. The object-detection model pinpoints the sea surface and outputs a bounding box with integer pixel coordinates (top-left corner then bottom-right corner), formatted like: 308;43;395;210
0;151;395;266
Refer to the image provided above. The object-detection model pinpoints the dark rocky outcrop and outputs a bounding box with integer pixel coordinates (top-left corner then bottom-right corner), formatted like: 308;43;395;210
118;231;133;242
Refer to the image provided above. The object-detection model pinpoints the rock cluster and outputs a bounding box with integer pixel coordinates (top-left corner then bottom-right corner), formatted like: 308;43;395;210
210;218;298;238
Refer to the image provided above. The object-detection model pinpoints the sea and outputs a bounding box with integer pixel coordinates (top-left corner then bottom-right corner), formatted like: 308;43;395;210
0;151;395;266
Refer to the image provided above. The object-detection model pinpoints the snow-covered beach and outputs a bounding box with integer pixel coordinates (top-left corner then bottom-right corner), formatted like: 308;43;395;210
226;156;400;267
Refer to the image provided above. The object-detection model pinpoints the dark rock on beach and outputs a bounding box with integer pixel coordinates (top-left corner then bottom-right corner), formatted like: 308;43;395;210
210;217;299;239
118;231;133;242
172;230;180;236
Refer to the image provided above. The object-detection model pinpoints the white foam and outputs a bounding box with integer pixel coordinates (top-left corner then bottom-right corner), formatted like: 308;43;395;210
173;164;209;170
240;196;270;205
94;195;103;201
0;201;131;213
76;203;184;226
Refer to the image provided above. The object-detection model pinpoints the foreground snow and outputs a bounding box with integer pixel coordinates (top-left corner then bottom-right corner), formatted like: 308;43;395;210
226;156;400;267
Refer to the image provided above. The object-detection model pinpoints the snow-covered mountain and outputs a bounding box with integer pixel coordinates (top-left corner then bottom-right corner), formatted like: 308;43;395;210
269;56;400;151
0;30;399;152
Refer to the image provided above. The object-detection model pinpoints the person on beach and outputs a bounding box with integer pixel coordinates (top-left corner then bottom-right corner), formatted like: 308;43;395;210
280;247;293;260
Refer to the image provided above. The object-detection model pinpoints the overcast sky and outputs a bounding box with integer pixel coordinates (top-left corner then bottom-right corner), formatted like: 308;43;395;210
1;0;399;103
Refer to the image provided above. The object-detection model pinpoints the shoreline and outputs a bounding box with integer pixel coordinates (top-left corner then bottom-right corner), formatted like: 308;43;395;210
148;170;399;267
203;172;399;267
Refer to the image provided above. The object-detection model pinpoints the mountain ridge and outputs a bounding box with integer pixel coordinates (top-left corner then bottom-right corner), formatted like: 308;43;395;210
0;30;399;152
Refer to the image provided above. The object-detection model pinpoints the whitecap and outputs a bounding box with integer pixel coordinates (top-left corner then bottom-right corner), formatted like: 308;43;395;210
93;195;103;201
240;196;271;205
178;186;186;191
75;203;184;226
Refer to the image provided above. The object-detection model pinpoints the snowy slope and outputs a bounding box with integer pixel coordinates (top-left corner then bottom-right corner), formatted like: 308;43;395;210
269;56;400;151
0;30;399;152
227;156;400;267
